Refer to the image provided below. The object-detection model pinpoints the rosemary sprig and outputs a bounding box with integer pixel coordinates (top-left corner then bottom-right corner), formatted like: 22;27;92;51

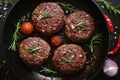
97;0;120;15
88;33;103;53
60;3;77;13
40;66;57;74
27;46;40;54
5;0;13;4
40;12;50;19
62;57;74;63
26;12;31;19
75;21;87;28
0;15;3;19
8;20;22;51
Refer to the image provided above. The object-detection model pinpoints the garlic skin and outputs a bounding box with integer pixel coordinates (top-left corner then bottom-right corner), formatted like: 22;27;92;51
103;59;119;77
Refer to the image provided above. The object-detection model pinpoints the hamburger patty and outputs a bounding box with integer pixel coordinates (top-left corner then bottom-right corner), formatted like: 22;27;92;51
52;44;86;73
32;2;65;35
65;11;94;42
19;37;51;65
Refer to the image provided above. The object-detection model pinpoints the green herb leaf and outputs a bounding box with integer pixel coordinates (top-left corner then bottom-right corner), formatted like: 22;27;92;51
0;15;3;19
9;21;22;51
5;0;13;4
26;12;31;19
27;46;40;54
88;33;103;53
62;57;74;63
60;3;77;13
75;21;87;28
40;66;57;74
40;12;50;19
97;0;120;15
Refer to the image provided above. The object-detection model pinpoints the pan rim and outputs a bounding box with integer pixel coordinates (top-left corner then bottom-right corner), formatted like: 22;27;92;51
2;0;110;80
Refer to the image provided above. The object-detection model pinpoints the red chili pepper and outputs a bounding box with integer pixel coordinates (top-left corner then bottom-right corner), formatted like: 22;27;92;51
104;14;114;33
108;36;120;55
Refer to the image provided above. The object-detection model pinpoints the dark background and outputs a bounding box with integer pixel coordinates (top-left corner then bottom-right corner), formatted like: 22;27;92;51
0;0;120;80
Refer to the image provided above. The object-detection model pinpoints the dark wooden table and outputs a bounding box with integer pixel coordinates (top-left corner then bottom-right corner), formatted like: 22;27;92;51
0;0;120;80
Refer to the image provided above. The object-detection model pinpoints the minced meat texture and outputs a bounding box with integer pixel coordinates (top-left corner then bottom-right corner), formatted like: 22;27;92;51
65;11;94;42
32;2;65;35
52;44;86;73
19;37;51;65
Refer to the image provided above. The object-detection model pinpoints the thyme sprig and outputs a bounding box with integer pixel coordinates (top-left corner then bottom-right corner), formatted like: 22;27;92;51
75;21;87;28
8;20;22;51
40;66;57;74
88;33;103;53
60;3;77;13
40;12;50;19
97;0;120;15
27;46;40;54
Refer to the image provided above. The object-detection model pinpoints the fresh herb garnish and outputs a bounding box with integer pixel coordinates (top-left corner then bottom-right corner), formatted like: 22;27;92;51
9;21;22;51
60;3;77;13
88;33;103;53
97;0;120;15
5;0;13;4
0;15;3;19
40;66;57;74
27;46;40;54
75;21;87;28
62;57;74;63
40;12;50;19
26;12;31;19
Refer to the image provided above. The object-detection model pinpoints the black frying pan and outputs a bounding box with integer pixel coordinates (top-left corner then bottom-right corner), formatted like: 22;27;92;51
0;0;109;80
